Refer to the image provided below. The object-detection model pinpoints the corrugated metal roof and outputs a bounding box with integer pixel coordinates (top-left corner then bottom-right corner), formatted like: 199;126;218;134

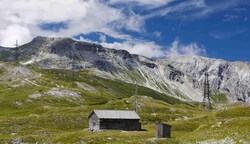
92;110;140;119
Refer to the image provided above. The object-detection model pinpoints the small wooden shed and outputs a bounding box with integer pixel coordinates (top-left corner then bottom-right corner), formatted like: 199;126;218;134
156;122;172;138
88;110;141;131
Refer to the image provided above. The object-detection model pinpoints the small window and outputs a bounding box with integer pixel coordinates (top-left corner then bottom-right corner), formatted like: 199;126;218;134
93;122;96;126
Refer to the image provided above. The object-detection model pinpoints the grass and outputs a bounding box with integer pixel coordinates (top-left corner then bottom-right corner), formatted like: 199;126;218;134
0;67;249;143
0;68;4;74
211;93;228;103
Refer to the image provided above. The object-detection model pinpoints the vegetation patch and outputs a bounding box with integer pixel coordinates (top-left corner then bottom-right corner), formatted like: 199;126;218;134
211;93;228;103
0;67;249;143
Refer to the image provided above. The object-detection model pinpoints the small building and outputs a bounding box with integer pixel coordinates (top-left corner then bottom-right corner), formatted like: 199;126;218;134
156;122;172;138
88;110;141;131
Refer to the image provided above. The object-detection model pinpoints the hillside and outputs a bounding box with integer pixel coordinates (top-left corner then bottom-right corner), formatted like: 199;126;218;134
0;37;249;143
0;65;249;143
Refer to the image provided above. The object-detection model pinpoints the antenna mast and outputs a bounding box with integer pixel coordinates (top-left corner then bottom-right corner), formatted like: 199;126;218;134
202;72;212;110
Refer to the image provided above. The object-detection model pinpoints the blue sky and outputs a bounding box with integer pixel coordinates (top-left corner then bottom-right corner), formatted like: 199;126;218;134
0;0;250;61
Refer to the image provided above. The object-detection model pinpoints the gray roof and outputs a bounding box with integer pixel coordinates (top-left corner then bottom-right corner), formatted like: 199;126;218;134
89;110;140;119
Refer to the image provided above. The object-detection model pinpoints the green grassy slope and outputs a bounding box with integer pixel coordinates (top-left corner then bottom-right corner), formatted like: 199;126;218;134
0;67;249;143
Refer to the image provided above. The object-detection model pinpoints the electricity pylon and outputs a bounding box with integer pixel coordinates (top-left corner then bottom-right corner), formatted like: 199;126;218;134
202;72;212;110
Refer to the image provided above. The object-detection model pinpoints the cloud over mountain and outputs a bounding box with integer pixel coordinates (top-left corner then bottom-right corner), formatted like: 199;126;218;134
166;39;206;57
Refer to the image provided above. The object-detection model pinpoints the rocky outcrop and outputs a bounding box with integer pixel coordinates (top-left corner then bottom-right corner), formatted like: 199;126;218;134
163;55;250;103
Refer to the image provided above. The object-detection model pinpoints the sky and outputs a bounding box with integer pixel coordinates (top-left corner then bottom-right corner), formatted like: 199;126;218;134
0;0;250;62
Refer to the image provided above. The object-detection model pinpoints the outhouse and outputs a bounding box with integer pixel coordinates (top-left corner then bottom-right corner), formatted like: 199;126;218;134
156;122;172;138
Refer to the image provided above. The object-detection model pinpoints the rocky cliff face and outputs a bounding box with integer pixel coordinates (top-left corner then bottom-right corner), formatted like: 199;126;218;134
163;56;250;103
0;36;249;103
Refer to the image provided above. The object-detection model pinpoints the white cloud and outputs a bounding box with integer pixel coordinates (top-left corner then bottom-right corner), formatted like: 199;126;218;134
223;14;239;22
0;24;32;47
109;0;174;8
234;7;247;12
101;40;165;58
0;0;144;47
143;0;246;20
100;38;206;58
108;9;144;33
143;0;206;19
166;39;206;56
210;29;248;39
78;36;95;43
153;31;162;38
123;10;145;32
0;0;246;48
99;33;107;43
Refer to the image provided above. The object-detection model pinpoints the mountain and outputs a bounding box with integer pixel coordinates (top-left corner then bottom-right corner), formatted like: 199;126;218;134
0;36;249;103
164;56;250;103
0;37;250;143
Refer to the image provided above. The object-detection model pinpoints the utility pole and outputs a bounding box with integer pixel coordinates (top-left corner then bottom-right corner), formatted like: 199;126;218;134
15;40;19;65
71;42;78;86
202;72;212;110
72;54;75;83
134;81;139;112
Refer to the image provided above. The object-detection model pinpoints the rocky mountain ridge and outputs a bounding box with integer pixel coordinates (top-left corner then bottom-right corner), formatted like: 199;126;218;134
0;36;249;103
